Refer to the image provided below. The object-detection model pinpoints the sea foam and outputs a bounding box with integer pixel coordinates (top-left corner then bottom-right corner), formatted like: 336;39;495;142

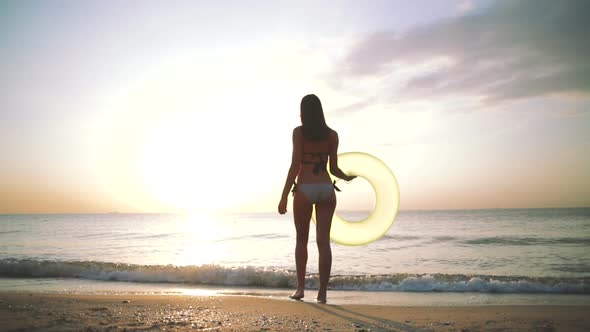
1;258;587;294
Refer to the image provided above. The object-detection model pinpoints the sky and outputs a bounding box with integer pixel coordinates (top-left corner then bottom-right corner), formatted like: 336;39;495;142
1;0;589;213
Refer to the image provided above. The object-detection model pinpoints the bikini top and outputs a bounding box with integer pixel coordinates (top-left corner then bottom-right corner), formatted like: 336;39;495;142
301;136;330;175
293;130;341;195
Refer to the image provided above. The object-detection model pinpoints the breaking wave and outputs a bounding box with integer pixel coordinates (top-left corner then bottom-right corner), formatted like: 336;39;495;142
1;258;588;294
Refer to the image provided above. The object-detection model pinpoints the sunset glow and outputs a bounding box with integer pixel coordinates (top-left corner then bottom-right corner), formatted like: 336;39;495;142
1;0;589;213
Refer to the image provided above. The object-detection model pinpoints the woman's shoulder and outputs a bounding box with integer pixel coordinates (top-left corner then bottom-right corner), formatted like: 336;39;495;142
294;126;337;142
328;128;338;140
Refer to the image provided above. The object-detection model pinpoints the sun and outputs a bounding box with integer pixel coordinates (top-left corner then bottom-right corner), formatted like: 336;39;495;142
138;111;248;211
91;48;312;212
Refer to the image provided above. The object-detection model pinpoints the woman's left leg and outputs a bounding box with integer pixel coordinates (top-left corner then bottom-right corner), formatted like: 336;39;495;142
291;190;313;299
315;190;336;303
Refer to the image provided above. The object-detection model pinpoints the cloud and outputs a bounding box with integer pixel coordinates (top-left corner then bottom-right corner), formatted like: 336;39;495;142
337;0;590;105
457;0;475;14
328;99;375;116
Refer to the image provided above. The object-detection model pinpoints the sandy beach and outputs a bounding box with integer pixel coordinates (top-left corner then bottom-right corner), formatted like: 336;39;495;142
0;292;588;331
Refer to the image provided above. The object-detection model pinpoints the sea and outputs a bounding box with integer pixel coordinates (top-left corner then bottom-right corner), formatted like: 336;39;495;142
1;208;589;305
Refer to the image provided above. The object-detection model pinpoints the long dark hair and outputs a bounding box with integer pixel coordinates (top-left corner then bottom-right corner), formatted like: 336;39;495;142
300;94;330;141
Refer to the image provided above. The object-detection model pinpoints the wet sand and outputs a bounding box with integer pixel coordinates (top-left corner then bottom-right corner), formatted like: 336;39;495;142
1;292;588;331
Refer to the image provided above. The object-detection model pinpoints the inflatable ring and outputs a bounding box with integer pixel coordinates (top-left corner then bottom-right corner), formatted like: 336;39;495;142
312;152;400;246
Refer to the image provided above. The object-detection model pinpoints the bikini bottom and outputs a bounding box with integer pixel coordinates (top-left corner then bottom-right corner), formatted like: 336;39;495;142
297;183;335;204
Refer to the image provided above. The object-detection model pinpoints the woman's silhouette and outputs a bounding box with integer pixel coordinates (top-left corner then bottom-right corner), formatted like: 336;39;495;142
278;94;355;304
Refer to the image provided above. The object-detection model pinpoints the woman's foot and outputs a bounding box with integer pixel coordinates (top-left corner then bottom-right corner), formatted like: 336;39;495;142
289;290;304;300
316;291;327;304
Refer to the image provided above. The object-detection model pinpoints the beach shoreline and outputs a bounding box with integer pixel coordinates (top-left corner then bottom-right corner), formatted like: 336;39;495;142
1;292;589;331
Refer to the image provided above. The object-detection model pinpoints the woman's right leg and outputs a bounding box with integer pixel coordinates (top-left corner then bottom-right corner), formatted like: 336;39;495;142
291;191;313;299
315;190;336;303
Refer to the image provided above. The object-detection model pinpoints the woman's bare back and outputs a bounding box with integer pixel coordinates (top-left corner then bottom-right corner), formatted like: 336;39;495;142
294;126;337;184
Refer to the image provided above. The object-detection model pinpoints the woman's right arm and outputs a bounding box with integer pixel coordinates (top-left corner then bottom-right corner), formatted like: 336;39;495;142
329;131;356;181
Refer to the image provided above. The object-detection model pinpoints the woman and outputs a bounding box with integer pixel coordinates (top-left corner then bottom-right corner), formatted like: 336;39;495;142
278;94;356;304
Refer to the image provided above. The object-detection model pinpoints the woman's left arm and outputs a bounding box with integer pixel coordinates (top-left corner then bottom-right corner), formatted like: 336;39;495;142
278;128;302;214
